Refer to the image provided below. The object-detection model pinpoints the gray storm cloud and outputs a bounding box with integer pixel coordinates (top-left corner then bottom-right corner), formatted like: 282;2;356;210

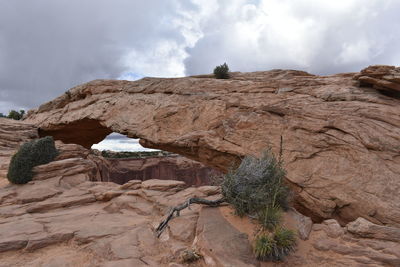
0;0;190;113
1;0;400;114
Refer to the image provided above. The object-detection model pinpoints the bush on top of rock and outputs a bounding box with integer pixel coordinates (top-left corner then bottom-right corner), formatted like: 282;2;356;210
7;136;58;184
213;63;230;79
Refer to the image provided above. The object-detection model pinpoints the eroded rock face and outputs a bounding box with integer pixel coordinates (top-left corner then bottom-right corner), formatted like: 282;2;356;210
1;172;399;267
25;66;400;226
0;172;223;266
354;65;400;93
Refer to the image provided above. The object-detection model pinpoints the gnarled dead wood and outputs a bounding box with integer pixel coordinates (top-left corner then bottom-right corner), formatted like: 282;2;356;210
155;197;225;238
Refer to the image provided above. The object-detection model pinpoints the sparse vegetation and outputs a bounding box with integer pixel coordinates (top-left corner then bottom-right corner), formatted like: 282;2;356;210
213;63;230;79
221;149;296;262
254;228;296;261
0;110;25;120
257;204;283;231
180;249;202;263
221;150;289;217
273;227;296;258
7;136;58;184
156;145;296;262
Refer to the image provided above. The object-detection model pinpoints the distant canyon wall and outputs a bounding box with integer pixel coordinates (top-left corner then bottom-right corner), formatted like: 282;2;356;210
91;155;220;186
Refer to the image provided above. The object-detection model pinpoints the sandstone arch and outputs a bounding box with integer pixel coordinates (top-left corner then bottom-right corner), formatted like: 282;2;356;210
26;67;400;226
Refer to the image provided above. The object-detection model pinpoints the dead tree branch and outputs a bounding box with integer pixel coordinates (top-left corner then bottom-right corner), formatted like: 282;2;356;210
155;197;226;238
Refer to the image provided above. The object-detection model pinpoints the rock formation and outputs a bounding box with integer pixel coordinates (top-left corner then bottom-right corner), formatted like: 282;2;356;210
354;65;400;93
0;118;216;188
1;169;399;266
25;66;400;227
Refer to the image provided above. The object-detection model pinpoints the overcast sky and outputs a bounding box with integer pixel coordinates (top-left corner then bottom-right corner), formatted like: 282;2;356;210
1;0;399;150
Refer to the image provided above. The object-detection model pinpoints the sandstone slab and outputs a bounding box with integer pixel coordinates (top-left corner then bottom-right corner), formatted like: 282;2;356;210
142;179;186;192
195;206;259;267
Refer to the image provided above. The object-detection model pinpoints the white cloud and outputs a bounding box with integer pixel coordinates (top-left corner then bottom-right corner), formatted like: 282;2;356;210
184;0;400;75
91;133;159;152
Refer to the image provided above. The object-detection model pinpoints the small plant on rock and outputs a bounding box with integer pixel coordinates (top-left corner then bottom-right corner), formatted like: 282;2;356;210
273;227;296;259
221;150;289;217
257;204;283;231
254;228;296;261
213;63;230;79
7;136;58;184
180;249;202;263
254;232;276;261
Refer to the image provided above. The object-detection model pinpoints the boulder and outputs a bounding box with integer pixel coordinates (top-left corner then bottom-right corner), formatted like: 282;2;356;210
347;217;400;242
354;65;400;92
194;207;259;267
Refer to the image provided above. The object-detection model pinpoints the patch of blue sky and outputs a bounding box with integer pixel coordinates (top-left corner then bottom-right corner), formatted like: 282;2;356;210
118;72;144;81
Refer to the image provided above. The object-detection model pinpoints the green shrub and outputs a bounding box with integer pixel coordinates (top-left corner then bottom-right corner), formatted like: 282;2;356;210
273;227;296;259
257;205;282;231
254;233;276;261
213;63;230;79
7;136;58;184
221;150;289;217
221;149;296;262
254;228;296;261
7;110;25;120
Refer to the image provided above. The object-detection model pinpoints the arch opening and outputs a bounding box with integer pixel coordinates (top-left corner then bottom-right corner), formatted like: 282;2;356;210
89;132;221;186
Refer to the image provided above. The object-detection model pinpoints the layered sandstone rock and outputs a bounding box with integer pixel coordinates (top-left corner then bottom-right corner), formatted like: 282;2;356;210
1;115;399;266
354;65;400;93
1;173;399;266
0;172;222;266
25;66;400;226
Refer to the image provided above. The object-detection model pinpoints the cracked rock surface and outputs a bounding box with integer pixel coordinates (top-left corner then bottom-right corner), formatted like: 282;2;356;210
0;118;400;266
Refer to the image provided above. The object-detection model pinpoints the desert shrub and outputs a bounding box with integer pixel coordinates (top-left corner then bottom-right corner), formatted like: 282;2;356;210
213;63;230;79
7;110;25;120
254;228;296;261
180;249;202;263
254;233;276;261
221;150;289;217
257;205;283;231
273;227;296;259
7;136;58;184
221;148;296;262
